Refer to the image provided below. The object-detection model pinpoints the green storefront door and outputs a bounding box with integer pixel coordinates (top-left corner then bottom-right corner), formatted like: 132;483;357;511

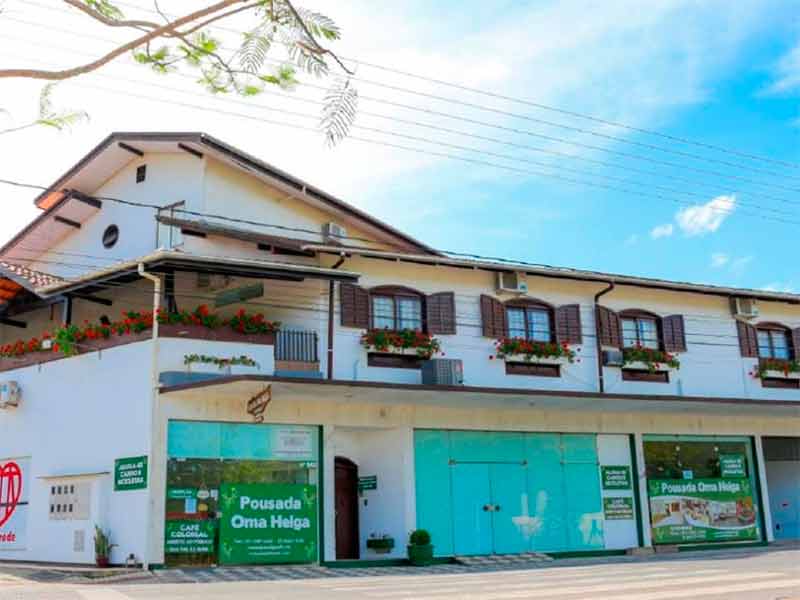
489;463;528;554
452;464;493;555
451;462;528;555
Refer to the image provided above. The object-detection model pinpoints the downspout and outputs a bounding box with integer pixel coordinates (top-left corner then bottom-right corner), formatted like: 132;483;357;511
594;280;615;393
327;253;346;380
137;263;161;571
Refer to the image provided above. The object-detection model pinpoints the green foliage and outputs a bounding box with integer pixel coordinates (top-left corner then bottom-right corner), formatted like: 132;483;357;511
321;77;358;147
85;0;123;20
183;354;260;370
93;525;117;559
35;84;88;131
409;529;431;546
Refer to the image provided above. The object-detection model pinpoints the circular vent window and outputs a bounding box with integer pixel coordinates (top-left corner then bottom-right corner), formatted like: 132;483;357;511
102;225;119;249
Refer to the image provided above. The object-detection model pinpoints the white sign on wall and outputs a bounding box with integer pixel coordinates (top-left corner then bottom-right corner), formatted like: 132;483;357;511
0;457;30;550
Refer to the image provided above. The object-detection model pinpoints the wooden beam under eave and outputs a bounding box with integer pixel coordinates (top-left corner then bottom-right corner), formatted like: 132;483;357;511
0;317;26;328
54;215;82;229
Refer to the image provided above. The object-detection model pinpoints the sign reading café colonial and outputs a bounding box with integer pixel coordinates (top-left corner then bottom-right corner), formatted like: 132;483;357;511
0;458;30;550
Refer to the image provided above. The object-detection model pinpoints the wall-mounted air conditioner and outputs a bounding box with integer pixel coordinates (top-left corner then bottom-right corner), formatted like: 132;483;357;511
322;222;347;243
421;359;464;386
496;271;528;294
602;349;624;367
730;297;759;320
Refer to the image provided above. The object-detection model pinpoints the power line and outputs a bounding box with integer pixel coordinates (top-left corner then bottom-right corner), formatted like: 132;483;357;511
6;18;800;200
64;0;800;171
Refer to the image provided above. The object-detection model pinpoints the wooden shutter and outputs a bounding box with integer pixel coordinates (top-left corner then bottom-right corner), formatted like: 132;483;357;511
555;304;582;344
340;283;370;329
480;294;507;338
792;328;800;358
661;315;687;352
426;292;456;334
596;305;622;348
736;320;759;357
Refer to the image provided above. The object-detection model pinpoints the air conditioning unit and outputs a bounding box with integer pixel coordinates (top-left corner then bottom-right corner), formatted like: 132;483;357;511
730;297;759;320
0;381;20;409
496;271;528;294
421;359;464;386
322;222;347;243
602;349;624;367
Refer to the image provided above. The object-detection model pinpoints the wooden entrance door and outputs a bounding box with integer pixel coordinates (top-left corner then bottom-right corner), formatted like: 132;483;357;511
335;456;360;559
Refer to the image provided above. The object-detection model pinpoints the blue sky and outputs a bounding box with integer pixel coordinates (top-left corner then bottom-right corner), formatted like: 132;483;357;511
1;0;799;291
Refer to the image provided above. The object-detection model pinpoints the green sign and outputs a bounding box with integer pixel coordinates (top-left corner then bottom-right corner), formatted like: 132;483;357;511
601;466;632;490
167;487;198;500
218;483;317;565
165;520;216;554
720;454;746;478
603;497;635;520
648;478;758;544
358;475;377;492
114;456;148;491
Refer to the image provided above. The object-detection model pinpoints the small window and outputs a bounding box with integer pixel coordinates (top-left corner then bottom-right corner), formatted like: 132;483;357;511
136;164;147;183
102;225;119;249
370;293;422;330
506;305;552;341
622;316;659;349
757;327;792;360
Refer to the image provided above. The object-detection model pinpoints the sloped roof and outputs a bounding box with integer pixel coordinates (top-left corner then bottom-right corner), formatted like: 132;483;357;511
30;132;440;256
0;261;64;289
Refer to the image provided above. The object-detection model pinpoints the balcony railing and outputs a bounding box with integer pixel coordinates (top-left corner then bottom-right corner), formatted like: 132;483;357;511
275;330;319;363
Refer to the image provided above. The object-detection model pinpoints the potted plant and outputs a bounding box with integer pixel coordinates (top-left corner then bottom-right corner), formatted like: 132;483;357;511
94;525;117;567
407;529;434;566
366;533;395;554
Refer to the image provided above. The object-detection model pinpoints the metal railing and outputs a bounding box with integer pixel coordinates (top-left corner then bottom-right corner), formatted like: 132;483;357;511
275;330;319;362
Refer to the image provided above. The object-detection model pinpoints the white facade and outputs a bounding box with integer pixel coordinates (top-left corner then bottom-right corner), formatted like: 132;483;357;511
0;133;798;566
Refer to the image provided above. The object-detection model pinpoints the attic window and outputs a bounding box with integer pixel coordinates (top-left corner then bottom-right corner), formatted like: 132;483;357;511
136;165;147;183
102;225;119;249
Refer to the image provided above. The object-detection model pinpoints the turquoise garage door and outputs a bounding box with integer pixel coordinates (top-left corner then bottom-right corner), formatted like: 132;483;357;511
414;430;604;556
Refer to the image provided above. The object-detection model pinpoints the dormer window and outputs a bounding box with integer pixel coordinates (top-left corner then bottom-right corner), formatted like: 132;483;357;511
757;325;792;360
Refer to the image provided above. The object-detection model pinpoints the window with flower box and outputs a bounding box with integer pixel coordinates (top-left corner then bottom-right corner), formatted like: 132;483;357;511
738;320;800;386
756;325;793;360
621;314;660;349
506;304;553;342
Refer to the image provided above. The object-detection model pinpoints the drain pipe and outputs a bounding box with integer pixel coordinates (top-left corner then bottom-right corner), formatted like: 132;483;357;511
327;253;346;380
138;263;161;571
594;280;615;393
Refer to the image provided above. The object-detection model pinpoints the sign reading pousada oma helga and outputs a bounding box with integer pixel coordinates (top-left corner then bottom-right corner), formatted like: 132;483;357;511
649;478;758;544
218;483;317;565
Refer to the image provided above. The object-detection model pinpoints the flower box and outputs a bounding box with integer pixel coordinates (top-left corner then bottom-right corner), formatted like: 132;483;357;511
366;537;395;554
160;324;275;345
761;370;800;380
502;354;569;366
622;360;675;372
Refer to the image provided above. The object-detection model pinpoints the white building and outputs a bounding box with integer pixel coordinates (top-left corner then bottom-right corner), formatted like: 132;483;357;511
0;132;798;567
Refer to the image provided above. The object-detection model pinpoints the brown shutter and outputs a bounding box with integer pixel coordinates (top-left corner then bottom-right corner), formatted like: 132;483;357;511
596;305;622;348
792;328;800;358
736;320;759;357
555;304;582;344
340;283;370;329
661;315;687;352
480;294;507;338
426;292;456;335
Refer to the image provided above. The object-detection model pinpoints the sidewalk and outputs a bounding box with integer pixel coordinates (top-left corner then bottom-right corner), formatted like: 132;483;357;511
1;541;797;586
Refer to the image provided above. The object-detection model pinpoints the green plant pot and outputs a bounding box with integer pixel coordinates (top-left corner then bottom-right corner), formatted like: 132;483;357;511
367;539;395;554
407;543;434;566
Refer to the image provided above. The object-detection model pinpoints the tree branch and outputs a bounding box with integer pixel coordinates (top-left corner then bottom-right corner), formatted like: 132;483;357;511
282;0;353;75
0;0;248;80
62;0;162;31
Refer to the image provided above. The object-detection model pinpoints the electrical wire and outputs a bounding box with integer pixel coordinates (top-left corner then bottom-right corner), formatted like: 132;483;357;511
29;0;799;173
5;12;800;200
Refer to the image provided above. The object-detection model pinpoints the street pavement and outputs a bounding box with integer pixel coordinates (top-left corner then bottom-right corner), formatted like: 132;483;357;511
0;545;798;600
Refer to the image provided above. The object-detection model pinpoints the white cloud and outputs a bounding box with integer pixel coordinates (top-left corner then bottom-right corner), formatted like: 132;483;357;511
650;223;674;239
710;252;729;268
761;282;795;293
675;194;736;236
764;41;800;95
